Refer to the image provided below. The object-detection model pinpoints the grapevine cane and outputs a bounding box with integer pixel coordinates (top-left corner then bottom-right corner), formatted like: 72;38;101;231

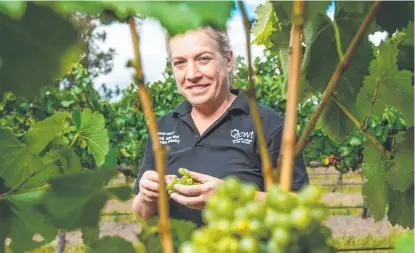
238;0;274;191
278;0;304;192
128;17;174;253
294;1;381;156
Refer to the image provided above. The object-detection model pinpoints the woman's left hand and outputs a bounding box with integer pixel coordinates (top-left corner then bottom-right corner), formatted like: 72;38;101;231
170;171;222;210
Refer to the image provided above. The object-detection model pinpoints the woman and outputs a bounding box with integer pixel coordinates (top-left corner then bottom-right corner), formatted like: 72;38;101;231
131;25;309;227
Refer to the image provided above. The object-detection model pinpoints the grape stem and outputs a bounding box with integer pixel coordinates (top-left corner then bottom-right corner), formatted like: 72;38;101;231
238;0;275;191
331;20;344;61
331;95;393;159
362;77;380;130
128;17;173;253
278;0;304;192
294;1;381;156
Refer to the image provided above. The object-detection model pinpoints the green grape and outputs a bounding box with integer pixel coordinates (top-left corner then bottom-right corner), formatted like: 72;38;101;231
182;177;332;253
239;236;259;253
166;168;199;195
272;227;290;246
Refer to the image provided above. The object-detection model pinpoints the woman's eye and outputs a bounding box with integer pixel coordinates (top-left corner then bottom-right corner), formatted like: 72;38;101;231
174;61;184;66
199;56;211;62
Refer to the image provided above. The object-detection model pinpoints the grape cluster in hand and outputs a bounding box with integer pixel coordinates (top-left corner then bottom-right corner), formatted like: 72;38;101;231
179;177;335;253
166;168;200;195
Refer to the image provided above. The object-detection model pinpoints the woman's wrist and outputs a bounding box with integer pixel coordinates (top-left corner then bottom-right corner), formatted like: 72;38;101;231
132;193;158;220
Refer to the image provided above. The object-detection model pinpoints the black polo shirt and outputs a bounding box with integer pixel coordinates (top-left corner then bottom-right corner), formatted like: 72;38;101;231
133;89;309;226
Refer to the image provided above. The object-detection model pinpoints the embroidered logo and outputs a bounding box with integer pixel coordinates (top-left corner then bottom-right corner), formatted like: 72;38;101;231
230;129;254;144
158;131;180;144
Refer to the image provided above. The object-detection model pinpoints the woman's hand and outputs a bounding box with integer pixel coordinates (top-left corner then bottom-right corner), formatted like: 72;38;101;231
170;171;223;210
138;170;177;203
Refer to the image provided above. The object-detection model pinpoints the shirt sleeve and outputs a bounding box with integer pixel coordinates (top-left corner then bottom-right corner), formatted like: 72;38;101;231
264;125;310;192
132;135;155;195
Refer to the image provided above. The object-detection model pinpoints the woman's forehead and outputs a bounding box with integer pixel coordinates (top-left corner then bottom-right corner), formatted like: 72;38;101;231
169;30;219;58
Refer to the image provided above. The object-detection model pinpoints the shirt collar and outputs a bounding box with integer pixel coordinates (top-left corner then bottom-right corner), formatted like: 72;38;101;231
173;88;250;117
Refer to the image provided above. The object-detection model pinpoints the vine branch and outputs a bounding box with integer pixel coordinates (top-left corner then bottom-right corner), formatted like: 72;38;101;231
294;1;381;156
238;0;274;191
278;0;304;192
331;95;392;159
128;17;173;253
362;78;380;130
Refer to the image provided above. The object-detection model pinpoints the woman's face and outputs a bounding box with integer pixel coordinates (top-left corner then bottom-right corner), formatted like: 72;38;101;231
168;29;233;109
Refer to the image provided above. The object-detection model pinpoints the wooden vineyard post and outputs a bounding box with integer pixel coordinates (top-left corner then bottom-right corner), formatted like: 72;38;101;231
278;0;304;192
128;17;174;253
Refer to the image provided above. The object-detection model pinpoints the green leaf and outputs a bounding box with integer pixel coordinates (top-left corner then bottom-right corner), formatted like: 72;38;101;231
362;143;391;221
252;1;277;48
0;128;48;189
335;2;368;14
387;185;414;229
52;1;234;36
0;1;26;19
0;2;84;100
393;232;415;253
25;112;70;154
81;225;100;248
108;186;132;201
101;147;117;170
76;109;109;167
90;236;135;253
356;38;414;127
4;190;57;253
39;168;119;230
387;128;414;191
303;10;375;143
375;1;414;35
72;108;81;131
24;146;82;189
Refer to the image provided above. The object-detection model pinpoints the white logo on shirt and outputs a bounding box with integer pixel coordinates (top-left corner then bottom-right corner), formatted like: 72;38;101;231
158;131;180;144
230;129;254;144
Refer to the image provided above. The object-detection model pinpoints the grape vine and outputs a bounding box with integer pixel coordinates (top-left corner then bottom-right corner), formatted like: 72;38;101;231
0;1;413;253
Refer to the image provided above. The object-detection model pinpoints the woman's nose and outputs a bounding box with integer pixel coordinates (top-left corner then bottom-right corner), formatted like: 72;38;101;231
185;61;202;80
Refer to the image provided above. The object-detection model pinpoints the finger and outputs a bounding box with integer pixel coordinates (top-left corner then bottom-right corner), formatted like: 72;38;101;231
141;179;159;192
145;171;160;182
140;191;158;202
188;171;209;183
174;184;202;196
165;175;177;184
170;193;202;207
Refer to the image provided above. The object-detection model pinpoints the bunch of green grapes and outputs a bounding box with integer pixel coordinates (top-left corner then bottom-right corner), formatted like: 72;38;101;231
166;168;200;195
179;177;335;253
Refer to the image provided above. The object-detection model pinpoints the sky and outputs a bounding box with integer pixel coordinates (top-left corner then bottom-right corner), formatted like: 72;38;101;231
91;0;387;97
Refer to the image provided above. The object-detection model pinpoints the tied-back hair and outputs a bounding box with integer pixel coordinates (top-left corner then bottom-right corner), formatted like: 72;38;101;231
165;25;235;90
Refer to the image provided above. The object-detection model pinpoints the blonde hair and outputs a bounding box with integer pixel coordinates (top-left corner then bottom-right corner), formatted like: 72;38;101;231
165;25;235;89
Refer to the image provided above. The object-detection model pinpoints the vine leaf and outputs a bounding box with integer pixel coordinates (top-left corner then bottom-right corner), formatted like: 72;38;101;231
39;168;129;230
356;37;414;127
81;225;100;248
90;236;135;253
24;146;82;189
0;2;84;100
3;190;57;253
335;2;367;14
387;185;414;229
387;128;414;191
0;1;26;19
252;1;277;49
0;128;47;189
361;143;391;221
51;1;234;36
25;112;70;154
304;10;375;143
74;109;109;167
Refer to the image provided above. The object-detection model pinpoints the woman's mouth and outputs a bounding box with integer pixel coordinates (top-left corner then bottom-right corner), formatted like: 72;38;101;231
186;84;210;95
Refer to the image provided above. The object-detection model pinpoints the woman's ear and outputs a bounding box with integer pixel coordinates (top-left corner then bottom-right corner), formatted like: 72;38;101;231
226;49;234;72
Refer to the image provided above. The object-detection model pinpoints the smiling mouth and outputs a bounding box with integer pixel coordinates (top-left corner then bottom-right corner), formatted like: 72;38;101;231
187;84;210;90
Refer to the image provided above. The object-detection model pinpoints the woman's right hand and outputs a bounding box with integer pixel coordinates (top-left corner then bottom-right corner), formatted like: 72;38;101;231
138;170;177;203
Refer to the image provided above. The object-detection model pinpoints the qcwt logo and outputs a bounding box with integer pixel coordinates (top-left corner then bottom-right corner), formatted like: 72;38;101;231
230;129;254;144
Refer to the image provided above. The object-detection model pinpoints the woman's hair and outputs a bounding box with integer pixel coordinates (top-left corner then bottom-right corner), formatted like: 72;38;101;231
165;25;235;89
